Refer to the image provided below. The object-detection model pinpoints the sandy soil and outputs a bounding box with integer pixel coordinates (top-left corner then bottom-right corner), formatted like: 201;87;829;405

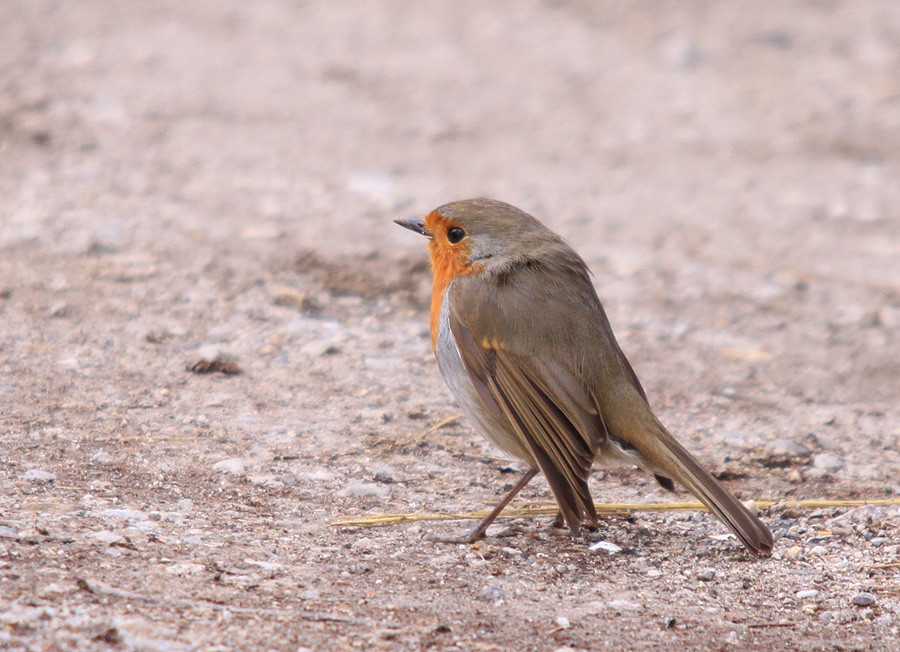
2;1;900;650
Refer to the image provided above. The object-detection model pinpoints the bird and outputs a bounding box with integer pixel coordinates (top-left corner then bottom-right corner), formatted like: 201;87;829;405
395;198;774;554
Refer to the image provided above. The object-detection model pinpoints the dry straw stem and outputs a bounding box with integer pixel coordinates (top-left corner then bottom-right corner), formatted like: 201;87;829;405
342;417;900;529
414;414;461;440
329;498;900;529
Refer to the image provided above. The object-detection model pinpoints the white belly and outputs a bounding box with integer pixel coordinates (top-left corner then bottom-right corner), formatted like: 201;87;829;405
434;285;536;466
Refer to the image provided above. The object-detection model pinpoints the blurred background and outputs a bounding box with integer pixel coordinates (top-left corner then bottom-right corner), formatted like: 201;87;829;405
1;2;899;649
3;1;899;257
3;0;899;405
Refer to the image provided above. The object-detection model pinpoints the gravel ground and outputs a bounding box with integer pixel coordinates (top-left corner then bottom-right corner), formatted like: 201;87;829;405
1;1;899;650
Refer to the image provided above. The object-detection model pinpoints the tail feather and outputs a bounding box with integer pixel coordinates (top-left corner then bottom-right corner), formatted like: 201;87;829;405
619;407;774;553
657;429;773;553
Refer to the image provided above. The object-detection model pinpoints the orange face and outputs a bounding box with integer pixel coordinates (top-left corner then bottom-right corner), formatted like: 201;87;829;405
424;210;481;349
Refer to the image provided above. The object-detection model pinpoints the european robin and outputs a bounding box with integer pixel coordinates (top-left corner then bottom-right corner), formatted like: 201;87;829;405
396;198;773;554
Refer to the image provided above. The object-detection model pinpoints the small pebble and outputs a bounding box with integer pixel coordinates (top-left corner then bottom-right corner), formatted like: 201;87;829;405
19;469;56;484
870;537;885;547
698;569;715;582
0;526;20;538
165;562;205;576
351;537;376;552
337;482;391;499
812;453;844;471
297;469;336;482
405;406;429;420
851;592;876;607
48;301;69;317
247;474;279;486
834;610;857;624
818;610;833;624
100;508;147;521
128;521;159;534
646;569;662;578
212;458;245;474
37;582;78;598
784;545;803;559
555;616;570;629
0;603;56;628
809;546;828;556
372;467;397;483
245;560;282;572
121;527;149;547
300;340;342;357
190;354;240;375
89;530;125;545
273;286;319;312
479;585;511;601
796;589;819;600
834;505;885;526
765;439;811;459
589;540;622;554
607;599;641;611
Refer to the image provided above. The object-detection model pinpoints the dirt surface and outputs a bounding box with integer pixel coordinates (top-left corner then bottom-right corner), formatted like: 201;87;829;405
2;2;900;650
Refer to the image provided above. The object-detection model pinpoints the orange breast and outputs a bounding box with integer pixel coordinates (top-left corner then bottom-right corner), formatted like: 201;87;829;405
424;210;481;350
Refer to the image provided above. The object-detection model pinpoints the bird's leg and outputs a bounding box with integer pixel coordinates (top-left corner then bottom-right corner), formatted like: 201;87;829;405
466;468;539;542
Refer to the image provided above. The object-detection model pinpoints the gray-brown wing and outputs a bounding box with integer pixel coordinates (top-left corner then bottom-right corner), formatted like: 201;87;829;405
448;305;607;531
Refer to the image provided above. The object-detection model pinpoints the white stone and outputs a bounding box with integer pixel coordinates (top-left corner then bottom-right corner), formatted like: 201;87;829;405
812;454;844;471
589;540;622;554
337;482;391;499
20;469;56;484
100;508;147;521
212;458;245;474
90;530;125;545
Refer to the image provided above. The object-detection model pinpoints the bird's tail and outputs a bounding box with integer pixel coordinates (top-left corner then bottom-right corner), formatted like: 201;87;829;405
614;399;774;554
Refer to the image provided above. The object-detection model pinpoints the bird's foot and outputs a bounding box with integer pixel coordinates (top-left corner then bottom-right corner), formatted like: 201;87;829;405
424;527;487;545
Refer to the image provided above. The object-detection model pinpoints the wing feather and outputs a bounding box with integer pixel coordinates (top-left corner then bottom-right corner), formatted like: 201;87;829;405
448;307;606;531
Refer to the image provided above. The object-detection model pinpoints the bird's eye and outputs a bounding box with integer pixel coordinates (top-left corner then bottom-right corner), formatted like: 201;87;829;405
447;226;466;244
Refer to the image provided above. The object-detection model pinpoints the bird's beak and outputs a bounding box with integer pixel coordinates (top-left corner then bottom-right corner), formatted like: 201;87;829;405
394;218;432;238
